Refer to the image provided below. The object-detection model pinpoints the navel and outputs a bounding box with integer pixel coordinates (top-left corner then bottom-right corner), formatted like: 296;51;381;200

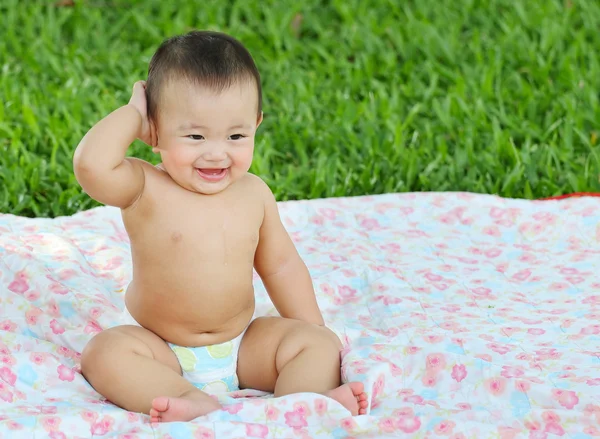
171;231;182;242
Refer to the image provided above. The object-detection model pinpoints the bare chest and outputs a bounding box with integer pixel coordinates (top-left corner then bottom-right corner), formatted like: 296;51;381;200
123;179;263;264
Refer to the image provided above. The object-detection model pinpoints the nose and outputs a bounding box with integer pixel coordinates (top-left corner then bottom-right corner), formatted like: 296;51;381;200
201;143;227;162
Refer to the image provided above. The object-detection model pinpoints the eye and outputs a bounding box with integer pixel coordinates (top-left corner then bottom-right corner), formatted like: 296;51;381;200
229;134;246;140
187;134;204;140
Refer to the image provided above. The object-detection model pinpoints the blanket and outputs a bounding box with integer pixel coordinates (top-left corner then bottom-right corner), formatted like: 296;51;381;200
0;192;599;438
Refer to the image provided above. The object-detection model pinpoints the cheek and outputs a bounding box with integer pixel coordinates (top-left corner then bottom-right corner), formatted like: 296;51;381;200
233;145;254;167
164;145;196;167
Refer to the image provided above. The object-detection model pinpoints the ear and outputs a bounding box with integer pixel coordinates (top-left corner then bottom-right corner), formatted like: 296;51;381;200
256;111;263;128
150;119;159;152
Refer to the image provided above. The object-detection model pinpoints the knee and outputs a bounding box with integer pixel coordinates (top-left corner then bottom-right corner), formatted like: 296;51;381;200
81;326;142;378
276;324;341;371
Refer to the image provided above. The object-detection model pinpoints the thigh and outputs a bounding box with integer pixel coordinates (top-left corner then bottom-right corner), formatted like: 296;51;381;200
237;317;341;392
81;325;181;376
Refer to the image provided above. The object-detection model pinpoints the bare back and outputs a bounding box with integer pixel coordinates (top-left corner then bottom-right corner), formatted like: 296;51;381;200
123;161;264;347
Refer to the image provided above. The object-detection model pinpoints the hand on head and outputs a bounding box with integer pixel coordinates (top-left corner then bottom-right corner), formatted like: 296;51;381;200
128;81;157;148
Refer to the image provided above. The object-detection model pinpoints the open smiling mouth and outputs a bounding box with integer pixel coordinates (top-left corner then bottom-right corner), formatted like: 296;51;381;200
195;168;228;181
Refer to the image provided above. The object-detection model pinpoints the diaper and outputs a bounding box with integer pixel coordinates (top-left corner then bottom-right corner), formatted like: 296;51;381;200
121;306;246;393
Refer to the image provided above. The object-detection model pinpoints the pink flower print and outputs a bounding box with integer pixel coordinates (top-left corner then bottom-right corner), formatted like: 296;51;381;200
337;285;358;302
372;374;385;400
501;366;524;379
0;355;16;366
8;272;29;294
389;362;402;377
476;354;492;362
360;218;380;230
456;403;471;410
84;320;103;334
435;420;456;435
424;335;443;344
403;395;425;405
30;352;47;365
379;417;396;433
284;409;307;429
223;402;243;414
552;389;579;409
341;417;358;432
485;248;501;258
24;290;40;302
397;389;413;397
471;287;492;297
581;325;600;335
40;407;57;414
49;320;65;335
5;421;22;430
487;343;511;355
0;320;17;332
395;414;422;434
26;308;42;325
584;427;600;436
293;402;311;416
583;295;600;305
549;282;569;292
394;407;415;417
483;226;501;237
245;423;268;438
528;328;545;335
565;276;584;284
451;364;467;383
57;364;75;382
426;353;447;372
421;371;438;387
193;427;215;439
89;307;104;319
41;416;61;432
425;272;443;282
0;367;17;386
511;268;531;282
46;301;61;317
587;378;600;386
91;416;115;436
49;432;67;439
485;378;507;396
79;410;98;424
314;398;327;416
541;411;560;423
0;384;14;402
49;283;68;295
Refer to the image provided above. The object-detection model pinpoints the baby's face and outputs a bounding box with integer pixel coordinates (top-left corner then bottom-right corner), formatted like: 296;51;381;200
152;79;262;195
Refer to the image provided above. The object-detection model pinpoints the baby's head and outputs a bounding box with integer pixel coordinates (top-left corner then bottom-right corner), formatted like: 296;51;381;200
146;31;263;195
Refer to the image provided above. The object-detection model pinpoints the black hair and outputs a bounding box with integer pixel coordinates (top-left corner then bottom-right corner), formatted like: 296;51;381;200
146;30;262;121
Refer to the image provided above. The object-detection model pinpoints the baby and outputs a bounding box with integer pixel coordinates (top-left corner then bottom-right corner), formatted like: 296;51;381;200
73;30;368;423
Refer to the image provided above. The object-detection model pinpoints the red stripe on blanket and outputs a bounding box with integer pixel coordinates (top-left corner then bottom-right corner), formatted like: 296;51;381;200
539;192;600;200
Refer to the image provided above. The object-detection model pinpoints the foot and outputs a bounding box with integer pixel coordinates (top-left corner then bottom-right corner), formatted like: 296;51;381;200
326;382;368;416
149;391;221;423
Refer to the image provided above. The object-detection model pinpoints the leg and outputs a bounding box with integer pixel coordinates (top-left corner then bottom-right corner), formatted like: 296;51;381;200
237;317;368;415
81;325;220;422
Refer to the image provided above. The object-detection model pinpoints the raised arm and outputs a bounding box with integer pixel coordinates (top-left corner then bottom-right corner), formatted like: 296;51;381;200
254;180;325;326
73;81;154;208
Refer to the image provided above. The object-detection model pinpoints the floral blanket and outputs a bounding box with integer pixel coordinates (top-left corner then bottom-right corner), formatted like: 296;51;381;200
1;192;599;438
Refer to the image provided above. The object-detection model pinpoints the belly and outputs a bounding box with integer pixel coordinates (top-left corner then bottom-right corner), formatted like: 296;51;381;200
125;259;256;347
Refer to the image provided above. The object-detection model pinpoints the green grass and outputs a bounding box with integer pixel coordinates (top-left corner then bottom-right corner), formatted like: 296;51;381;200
1;0;600;217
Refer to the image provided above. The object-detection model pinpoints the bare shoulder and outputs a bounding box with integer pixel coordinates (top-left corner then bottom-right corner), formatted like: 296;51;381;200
241;173;274;199
120;159;167;211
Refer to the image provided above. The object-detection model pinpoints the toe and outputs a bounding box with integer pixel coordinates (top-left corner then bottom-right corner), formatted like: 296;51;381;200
359;399;369;409
348;381;365;396
358;392;368;401
359;407;367;415
151;396;170;412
